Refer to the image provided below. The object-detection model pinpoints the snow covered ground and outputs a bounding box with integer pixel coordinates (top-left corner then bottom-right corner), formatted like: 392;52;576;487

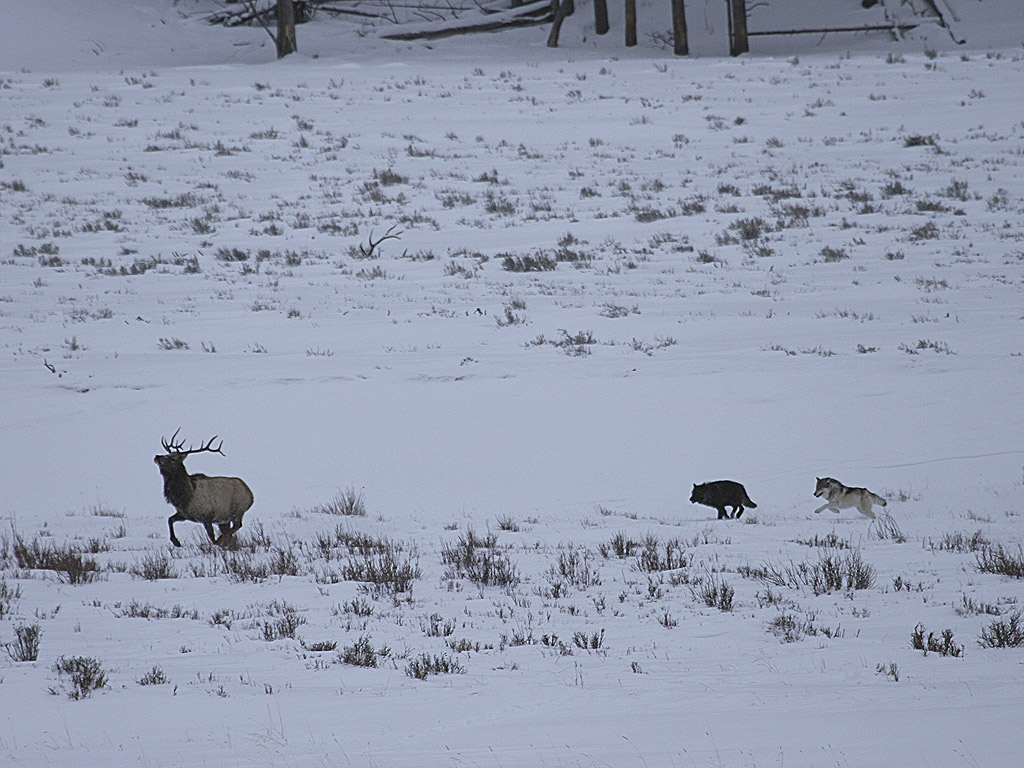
1;2;1023;766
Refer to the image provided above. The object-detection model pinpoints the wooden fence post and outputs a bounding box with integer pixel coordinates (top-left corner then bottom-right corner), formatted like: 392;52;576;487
625;0;637;46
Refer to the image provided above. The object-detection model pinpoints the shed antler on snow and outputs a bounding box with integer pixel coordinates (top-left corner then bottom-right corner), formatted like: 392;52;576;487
358;224;403;258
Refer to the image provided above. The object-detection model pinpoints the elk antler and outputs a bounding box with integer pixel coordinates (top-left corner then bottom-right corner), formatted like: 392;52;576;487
185;435;225;457
161;428;186;454
358;224;403;259
161;429;225;456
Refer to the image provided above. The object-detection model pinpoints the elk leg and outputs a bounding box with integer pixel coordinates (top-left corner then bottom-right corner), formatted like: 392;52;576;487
168;514;183;547
215;524;234;546
215;520;242;546
203;521;218;543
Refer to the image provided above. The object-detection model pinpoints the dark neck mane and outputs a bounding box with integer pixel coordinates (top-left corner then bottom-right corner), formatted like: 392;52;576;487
162;465;195;510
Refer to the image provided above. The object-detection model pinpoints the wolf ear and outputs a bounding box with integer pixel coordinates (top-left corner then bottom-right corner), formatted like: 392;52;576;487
815;477;821;482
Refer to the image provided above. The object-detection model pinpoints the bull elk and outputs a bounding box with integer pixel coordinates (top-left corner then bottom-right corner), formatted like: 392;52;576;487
154;429;254;547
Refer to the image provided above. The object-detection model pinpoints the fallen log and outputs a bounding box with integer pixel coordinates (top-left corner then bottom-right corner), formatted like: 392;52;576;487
745;23;921;37
918;0;965;43
379;0;552;40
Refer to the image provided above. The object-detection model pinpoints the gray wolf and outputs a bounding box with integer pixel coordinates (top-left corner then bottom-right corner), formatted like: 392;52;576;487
813;477;886;519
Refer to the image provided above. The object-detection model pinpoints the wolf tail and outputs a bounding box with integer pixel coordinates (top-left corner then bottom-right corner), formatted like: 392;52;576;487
744;493;757;508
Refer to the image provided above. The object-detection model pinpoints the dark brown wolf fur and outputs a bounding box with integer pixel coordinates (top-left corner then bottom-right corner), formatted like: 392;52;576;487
690;480;757;520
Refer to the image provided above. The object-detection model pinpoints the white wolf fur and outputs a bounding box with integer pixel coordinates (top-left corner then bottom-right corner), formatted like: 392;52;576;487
813;477;887;519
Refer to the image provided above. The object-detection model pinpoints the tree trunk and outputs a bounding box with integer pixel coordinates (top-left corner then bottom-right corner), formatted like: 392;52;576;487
670;0;688;55
593;0;609;35
546;0;575;47
624;0;636;46
728;0;748;56
277;0;297;58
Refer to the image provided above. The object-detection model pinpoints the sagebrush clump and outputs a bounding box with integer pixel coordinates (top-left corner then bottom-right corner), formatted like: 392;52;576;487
51;656;108;699
441;529;519;587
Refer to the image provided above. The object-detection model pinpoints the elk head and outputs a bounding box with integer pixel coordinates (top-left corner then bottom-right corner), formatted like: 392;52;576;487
154;428;224;472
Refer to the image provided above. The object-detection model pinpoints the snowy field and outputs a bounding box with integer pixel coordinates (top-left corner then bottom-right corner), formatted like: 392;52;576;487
1;2;1024;766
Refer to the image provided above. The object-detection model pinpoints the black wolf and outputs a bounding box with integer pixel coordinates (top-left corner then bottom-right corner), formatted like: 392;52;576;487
690;480;757;520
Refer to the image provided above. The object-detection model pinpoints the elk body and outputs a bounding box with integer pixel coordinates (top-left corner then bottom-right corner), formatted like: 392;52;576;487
154;430;254;547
